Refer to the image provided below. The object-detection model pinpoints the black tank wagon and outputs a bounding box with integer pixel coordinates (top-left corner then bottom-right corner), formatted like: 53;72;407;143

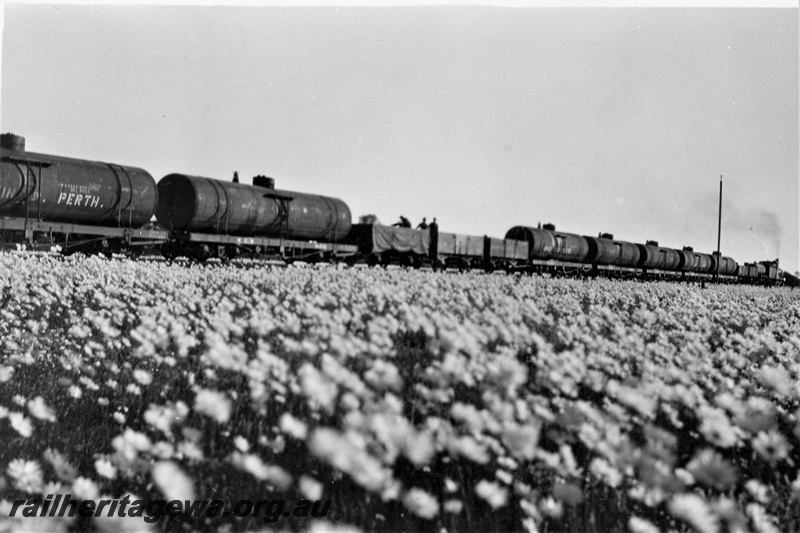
584;233;641;267
0;133;158;227
0;133;164;254
155;173;352;241
505;225;590;263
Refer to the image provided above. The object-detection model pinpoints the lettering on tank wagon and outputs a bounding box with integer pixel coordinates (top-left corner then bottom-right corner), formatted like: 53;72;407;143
56;182;105;209
57;192;102;208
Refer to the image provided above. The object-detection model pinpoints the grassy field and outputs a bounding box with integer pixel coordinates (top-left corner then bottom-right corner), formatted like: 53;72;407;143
1;252;799;532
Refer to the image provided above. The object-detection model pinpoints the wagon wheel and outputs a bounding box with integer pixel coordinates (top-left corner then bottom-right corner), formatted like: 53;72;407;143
188;244;211;263
227;245;240;259
160;242;182;262
122;245;144;259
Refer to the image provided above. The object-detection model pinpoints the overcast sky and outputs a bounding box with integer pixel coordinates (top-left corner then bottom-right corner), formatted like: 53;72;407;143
1;2;797;272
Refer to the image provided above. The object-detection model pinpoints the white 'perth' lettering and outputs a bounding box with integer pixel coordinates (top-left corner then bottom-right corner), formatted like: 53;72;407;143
57;192;100;208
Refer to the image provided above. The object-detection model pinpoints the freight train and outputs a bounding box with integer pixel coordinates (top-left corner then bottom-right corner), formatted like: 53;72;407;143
0;133;785;285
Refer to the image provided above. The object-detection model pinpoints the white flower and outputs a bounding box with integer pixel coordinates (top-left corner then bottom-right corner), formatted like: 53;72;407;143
746;503;781;533
177;440;204;461
444;499;463;514
299;364;339;413
152;461;195;501
590;457;622;488
628;516;660;533
300;476;323;500
27;396;56;422
759;366;792;396
697;407;738;448
143;402;187;437
502;421;541;461
279;413;308;440
43;448;77;482
8;412;33;437
133;369;153;386
0;366;14;382
234;436;250;452
112;429;152;462
403;431;436;467
42;481;66;497
94;458;117;480
745;479;770;504
607;380;657;418
194;389;232;424
72;477;100;500
540;496;563;518
402;488;439;519
364;360;403;391
448;436;490;464
475;479;508;509
309;427;387;492
233;453;293;491
668;493;718;533
151;442;175;459
496;470;513;485
7;459;44;493
752;430;791;462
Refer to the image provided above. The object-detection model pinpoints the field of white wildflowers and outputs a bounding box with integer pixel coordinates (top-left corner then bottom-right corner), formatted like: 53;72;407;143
1;252;800;533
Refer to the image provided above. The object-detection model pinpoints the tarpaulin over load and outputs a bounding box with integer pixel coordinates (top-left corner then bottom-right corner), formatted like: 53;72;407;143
372;225;430;254
344;224;429;255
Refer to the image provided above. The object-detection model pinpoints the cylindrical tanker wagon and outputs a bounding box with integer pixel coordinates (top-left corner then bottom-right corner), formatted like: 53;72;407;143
0;134;158;227
584;233;641;267
155;173;352;242
636;241;682;271
712;254;738;276
505;225;589;263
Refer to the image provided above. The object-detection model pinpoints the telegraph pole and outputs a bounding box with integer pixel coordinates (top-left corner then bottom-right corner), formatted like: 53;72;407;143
714;174;722;280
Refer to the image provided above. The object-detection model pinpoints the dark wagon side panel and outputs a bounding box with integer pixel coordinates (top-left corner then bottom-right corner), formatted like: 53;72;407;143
584;235;640;267
156;173;352;242
505;226;589;263
0;134;157;227
636;243;682;271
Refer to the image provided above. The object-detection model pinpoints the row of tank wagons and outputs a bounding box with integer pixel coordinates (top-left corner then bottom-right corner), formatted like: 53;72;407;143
0;134;353;243
0;133;781;282
381;222;778;281
504;225;741;275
